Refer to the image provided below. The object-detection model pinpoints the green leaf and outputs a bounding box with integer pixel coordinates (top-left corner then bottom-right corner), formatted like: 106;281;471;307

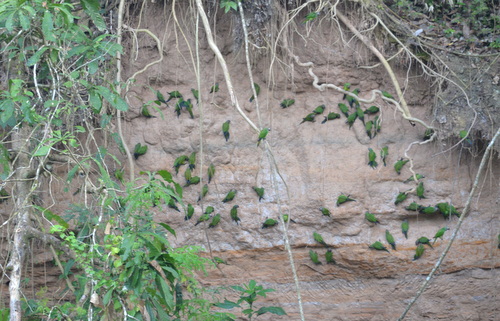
33;205;69;229
0;99;14;125
214;299;240;309
42;10;56;42
81;0;106;31
5;12;15;32
88;60;98;74
67;165;79;183
103;288;114;306
157;170;173;182
158;223;176;237
33;145;51;157
17;11;30;30
230;285;246;292
27;47;49;66
256;306;287;316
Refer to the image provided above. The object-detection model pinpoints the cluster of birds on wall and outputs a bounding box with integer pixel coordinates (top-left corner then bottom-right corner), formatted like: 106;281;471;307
126;81;493;267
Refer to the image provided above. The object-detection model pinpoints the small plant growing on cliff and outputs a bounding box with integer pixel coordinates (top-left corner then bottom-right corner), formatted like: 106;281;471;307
214;280;286;320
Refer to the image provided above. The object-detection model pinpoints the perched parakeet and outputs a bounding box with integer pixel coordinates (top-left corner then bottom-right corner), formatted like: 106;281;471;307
380;146;389;166
303;11;319;23
325;249;336;264
213;256;228;265
167;90;183;102
319;207;331;217
300;113;316;124
373;115;382;137
386;229;396;250
249;82;260;102
174;100;183;117
365;212;380;224
181;98;194;119
188;151;197;170
313;231;328;247
222;120;231;142
364;106;380;115
222;189;237;203
415;236;433;248
369;241;389;252
436;202;460;218
401;219;409;239
185;176;200;187
230;205;240;224
342;82;351;100
282;214;296;223
312;104;325;115
337;194;356;206
368;148;378;169
423;128;435;141
404;173;425;183
155;89;167;104
338;103;349;117
114;168;124;183
356;106;365;124
185;203;194;221
141;104;156;118
394;158;409;175
257;128;270;146
416;181;425;199
197;184;209;202
322;112;341;124
168;198;180;212
262;218;278;229
365;120;373;139
133;143;148;160
419;206;438;215
207;163;215;184
173;155;189;174
405;202;420;211
346;112;358;129
381;91;394;99
346;88;360;109
432;227;450;244
252;186;265;202
191;88;199;103
394;192;408;205
309;249;321;265
208;213;221;228
184;167;192;182
209;83;219;93
413;244;425;260
280;99;295;108
204;206;215;215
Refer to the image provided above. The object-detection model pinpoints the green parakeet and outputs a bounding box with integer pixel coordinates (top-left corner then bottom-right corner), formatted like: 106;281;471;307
419;206;437;215
257;128;270;146
222;120;231;142
338;103;349;117
280;99;295;108
380;146;389;166
141;104;156;118
168;198;180;212
230;205;240;225
207;163;215;184
423;128;435;141
394;158;409;175
432;227;450;244
209;83;219;93
313;231;328;247
368;148;378;169
337;194;356;206
167;90;183;102
319;207;331;217
346;88;360;109
282;214;296;223
401;219;409;239
133;143;148;160
300;113;316;124
173;155;189;174
252;186;265;202
303;11;319;23
197;184;209;202
405;202;420;211
365;120;373;139
416;181;425;199
356;106;365;124
185;203;194;221
191;88;199;103
369;241;389;252
322;112;341;124
222;189;237;203
404;173;425;183
381;91;394;99
386;229;396;250
364;106;380;115
325;249;336;264
208;213;221;228
195;213;211;226
249;82;260;102
415;236;433;248
155;89;167;104
185;176;200;187
184;167;192;182
365;211;380;224
204;206;214;215
309;249;321;265
413;244;425;260
394;191;408;205
342;82;351;100
213;256;228;265
262;218;278;229
312;104;325;115
346;112;358;129
188;151;197;170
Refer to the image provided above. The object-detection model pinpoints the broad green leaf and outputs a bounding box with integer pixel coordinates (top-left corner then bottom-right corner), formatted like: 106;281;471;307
42;10;56;41
88;60;98;74
214;299;240;309
157;170;173;182
81;0;106;31
67;165;79;183
256;306;287;316
34;205;69;229
5;12;15;32
0;99;14;124
27;46;49;66
33;145;51;157
230;285;245;292
17;11;30;30
103;288;113;306
62;259;75;277
158;223;176;237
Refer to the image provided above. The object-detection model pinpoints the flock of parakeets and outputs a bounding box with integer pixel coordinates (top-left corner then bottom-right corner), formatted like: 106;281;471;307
129;82;498;266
